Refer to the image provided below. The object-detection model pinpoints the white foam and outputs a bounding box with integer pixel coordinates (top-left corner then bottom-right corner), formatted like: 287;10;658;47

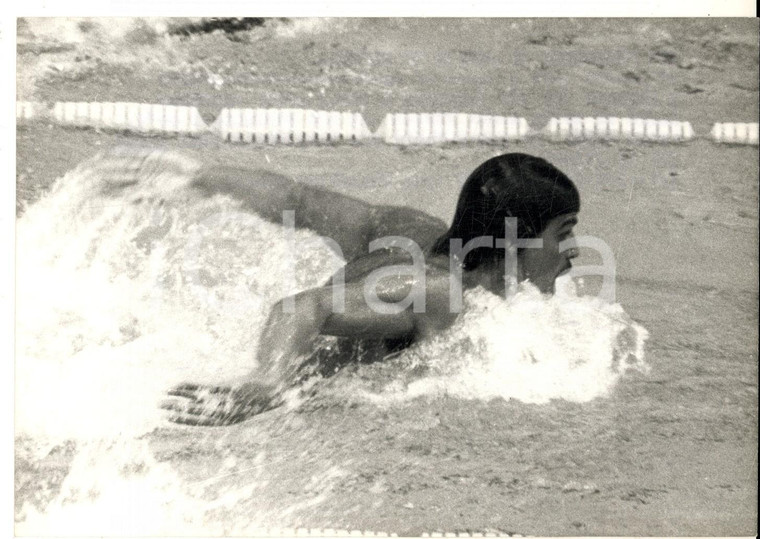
356;278;649;406
17;438;214;536
15;150;343;442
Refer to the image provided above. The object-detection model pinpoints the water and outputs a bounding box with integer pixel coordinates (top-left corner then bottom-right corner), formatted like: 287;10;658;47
349;280;649;406
15;148;649;534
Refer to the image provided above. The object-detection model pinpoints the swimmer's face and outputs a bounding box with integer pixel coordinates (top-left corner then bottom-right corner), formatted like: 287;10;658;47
518;213;579;294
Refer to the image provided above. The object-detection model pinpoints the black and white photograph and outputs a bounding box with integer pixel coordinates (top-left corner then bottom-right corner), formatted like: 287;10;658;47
9;6;759;537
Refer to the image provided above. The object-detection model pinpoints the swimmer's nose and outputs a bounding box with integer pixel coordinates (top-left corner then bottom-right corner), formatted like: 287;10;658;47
559;236;579;259
565;247;580;259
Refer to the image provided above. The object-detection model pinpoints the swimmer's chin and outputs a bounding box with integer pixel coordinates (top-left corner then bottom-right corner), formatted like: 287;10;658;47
545;266;574;295
541;282;556;296
557;264;573;279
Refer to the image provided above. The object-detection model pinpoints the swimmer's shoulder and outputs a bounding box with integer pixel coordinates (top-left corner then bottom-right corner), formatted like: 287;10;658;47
325;246;452;286
322;247;458;336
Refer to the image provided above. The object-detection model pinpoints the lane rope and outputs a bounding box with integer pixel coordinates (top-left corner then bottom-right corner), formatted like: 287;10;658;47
212;107;373;143
377;113;529;144
542;116;695;143
16;101;759;146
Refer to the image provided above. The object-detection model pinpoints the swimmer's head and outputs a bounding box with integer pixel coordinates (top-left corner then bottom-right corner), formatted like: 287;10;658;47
432;153;580;292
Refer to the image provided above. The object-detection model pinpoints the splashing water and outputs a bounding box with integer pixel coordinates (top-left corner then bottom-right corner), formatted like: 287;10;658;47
15;148;351;534
16;148;344;442
15;148;648;534
349;279;649;406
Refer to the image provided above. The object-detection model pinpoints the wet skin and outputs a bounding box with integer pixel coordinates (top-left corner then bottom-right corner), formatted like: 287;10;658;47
163;212;580;426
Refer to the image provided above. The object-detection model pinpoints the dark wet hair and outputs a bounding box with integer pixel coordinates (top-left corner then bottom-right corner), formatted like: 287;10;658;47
431;153;580;270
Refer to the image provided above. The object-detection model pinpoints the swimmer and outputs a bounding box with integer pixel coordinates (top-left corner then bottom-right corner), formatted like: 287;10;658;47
162;153;581;426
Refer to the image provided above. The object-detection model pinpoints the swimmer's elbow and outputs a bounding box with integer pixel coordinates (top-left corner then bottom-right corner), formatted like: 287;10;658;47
272;288;334;331
274;285;417;340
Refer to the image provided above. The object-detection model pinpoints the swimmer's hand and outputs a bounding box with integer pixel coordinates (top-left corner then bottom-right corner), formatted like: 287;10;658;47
161;382;279;426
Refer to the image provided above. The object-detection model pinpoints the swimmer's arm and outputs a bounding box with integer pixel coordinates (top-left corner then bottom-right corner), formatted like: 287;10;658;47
254;273;458;393
254;279;419;390
191;165;374;260
163;275;454;425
